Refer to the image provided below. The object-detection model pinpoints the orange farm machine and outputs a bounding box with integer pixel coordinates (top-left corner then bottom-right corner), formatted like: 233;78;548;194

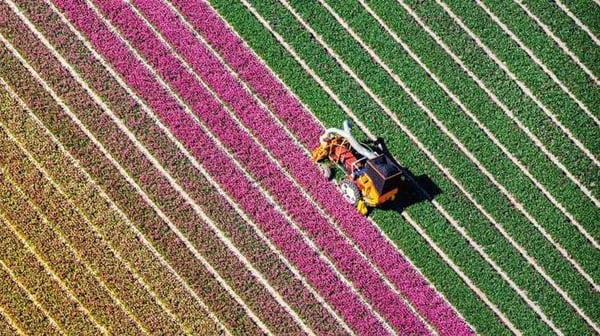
311;120;406;215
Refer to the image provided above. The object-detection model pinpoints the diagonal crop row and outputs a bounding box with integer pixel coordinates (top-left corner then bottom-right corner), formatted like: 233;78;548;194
24;0;380;332
76;0;422;332
209;0;596;332
365;0;600;237
211;0;528;334
314;0;593;300
555;0;600;43
164;1;474;334
439;0;599;156
518;0;600;80
24;1;350;333
0;300;24;336
0;117;188;335
0;250;63;335
476;0;598;125
0;76;232;336
405;0;600;193
0;30;263;335
0;170;143;335
249;1;599;333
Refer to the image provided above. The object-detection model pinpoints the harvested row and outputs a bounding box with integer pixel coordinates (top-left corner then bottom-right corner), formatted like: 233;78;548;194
409;0;600;193
0;28;264;335
44;0;386;332
2;115;181;334
210;0;596;333
519;0;600;80
365;0;600;237
0;170;142;334
167;1;473;334
0;83;227;336
305;0;600;302
21;1;348;333
0;249;62;336
66;0;424;333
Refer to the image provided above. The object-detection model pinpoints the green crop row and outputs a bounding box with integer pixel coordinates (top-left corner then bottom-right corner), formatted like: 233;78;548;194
479;0;600;114
552;0;600;38
210;0;599;333
404;0;600;193
440;0;599;150
322;0;600;271
519;0;600;78
277;0;598;331
210;0;549;334
364;0;600;235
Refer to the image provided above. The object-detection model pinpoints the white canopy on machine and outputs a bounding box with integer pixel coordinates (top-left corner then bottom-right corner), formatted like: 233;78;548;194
319;120;377;160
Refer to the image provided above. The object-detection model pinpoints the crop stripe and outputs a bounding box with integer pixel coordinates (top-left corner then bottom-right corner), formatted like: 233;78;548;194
514;0;599;86
0;209;109;335
238;0;520;333
39;3;352;334
436;0;599;168
193;5;473;332
0;299;27;336
394;0;600;209
0;25;271;335
476;0;598;126
555;0;600;47
0;75;231;336
0;259;65;335
125;0;434;333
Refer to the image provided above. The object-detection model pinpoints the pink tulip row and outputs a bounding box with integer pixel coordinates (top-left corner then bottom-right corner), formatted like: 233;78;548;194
0;4;284;333
128;0;433;334
98;0;435;334
170;1;474;334
51;0;396;334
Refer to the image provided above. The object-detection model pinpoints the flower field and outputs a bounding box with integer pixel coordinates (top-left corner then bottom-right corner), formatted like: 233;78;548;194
0;0;598;334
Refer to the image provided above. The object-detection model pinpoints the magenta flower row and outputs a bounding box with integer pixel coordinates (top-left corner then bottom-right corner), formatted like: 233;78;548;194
52;0;389;334
170;1;474;335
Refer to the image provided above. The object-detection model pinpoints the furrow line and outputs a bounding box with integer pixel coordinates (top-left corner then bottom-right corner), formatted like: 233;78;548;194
0;113;190;335
515;0;599;86
36;2;349;333
359;0;600;258
0;301;26;336
556;0;600;46
396;0;600;209
0;22;270;334
22;1;321;333
177;3;474;333
65;0;398;332
80;0;398;333
0;202;108;335
0;166;150;335
0;75;230;336
477;0;598;125
323;0;600;295
0;259;64;335
437;0;599;168
238;0;519;333
127;0;430;333
277;1;600;331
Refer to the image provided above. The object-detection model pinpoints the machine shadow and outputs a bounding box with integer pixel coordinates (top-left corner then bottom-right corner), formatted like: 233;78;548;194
364;137;442;214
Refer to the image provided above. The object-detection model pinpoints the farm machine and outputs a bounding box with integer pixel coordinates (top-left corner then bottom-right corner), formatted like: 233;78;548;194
311;120;406;215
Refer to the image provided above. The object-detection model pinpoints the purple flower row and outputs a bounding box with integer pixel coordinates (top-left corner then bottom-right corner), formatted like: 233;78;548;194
128;0;430;334
52;0;387;334
170;1;474;334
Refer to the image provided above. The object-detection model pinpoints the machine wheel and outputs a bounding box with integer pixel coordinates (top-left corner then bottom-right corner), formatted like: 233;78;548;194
340;179;361;206
319;163;332;180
